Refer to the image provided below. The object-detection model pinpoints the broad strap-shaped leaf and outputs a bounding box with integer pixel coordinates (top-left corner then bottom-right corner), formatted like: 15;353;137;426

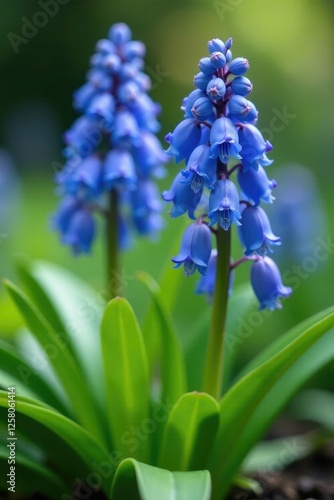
237;305;334;380
4;280;104;444
0;339;68;414
209;309;334;500
158;392;219;471
101;298;150;461
111;458;211;500
290;389;334;433
137;272;186;404
15;260;105;411
0;391;112;494
0;444;68;499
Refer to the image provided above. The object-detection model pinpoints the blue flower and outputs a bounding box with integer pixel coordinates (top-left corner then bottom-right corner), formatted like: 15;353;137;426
228;96;258;124
198;57;216;76
208;38;226;54
208;179;241;230
251;256;292;310
238;205;281;256
194;72;213;91
162;172;202;219
237;165;276;205
229;57;250;76
133;131;168;178
172;222;212;276
182;89;207;118
230;76;253;96
57;154;103;197
191;97;215;121
63;116;103;157
165;119;202;163
206;78;226;102
210;117;242;163
210;51;226;69
181;144;217;192
87;93;115;129
111;109;140;147
103;149;137;190
238;124;272;164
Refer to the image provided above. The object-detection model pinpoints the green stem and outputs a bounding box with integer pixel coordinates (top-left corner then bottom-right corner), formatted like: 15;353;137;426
202;226;231;400
106;189;121;299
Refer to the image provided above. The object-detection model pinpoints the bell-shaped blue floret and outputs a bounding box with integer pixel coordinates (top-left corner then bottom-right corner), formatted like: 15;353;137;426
131;179;164;237
229;57;250;76
57;154;103;197
181;144;217;192
208;38;226;54
108;23;132;46
210;51;226;69
73;82;99;112
239;124;272;164
230;76;253;97
103;149;137;190
63;116;103;158
172;222;212;276
206;78;226;102
191;97;215;121
228;95;258;124
238;205;281;256
210;117;242;163
208;179;241;230
182;89;207;118
162;172;202;219
133;131;168;178
193;72;213;91
62;207;96;255
111;109;140;147
251;256;292;310
165;119;202;164
87;93;115;129
198;57;216;76
237;165;276;205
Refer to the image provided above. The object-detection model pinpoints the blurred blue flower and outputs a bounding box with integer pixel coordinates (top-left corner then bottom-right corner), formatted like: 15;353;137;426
251;256;292;310
196;249;234;301
53;22;167;254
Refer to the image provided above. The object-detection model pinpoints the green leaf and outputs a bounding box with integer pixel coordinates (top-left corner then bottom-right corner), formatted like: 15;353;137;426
290;389;334;433
101;298;150;461
209;308;334;500
237;305;334;379
0;391;112;494
0;445;68;499
137;271;186;404
158;392;219;471
15;260;105;410
233;475;262;495
0;339;68;414
4;280;104;444
111;458;211;500
241;432;316;474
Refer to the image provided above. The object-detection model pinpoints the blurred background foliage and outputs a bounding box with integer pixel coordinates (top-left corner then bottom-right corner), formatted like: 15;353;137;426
0;0;334;388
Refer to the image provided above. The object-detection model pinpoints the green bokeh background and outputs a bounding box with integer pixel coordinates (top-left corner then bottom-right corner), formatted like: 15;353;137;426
1;0;334;384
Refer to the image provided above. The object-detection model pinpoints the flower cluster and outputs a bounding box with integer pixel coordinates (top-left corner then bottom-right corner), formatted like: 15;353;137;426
52;23;167;254
163;36;292;310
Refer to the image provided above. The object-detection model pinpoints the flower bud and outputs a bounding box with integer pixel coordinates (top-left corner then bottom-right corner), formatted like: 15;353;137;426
229;57;250;76
208;38;226;54
210;52;226;69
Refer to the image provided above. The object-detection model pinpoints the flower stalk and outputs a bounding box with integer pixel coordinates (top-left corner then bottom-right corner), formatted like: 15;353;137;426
107;189;120;299
202;226;231;399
